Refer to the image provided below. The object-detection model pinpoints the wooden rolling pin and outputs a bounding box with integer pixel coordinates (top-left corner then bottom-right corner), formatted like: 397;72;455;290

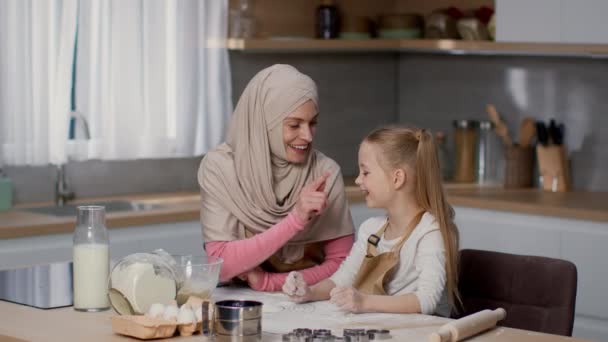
428;308;506;342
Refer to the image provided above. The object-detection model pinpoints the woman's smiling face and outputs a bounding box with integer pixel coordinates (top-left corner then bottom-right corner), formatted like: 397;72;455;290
282;100;318;164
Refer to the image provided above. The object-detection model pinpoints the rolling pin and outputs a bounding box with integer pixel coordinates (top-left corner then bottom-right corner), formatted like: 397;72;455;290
428;308;506;342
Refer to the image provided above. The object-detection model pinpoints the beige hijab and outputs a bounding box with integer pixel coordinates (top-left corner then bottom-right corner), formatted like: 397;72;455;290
198;64;353;263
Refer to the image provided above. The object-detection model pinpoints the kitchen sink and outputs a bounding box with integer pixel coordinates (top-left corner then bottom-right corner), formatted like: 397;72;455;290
21;200;166;217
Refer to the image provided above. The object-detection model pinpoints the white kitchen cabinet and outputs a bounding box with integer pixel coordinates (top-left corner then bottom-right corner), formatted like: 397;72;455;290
561;0;608;44
0;221;204;270
496;0;562;43
455;206;608;342
496;0;608;44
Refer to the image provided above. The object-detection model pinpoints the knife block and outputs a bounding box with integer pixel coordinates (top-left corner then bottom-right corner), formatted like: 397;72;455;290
536;145;570;192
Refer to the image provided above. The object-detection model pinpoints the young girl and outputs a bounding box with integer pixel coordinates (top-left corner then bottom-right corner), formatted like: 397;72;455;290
282;126;460;316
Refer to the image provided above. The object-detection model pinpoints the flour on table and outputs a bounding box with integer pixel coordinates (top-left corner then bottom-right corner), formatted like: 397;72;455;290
212;287;448;335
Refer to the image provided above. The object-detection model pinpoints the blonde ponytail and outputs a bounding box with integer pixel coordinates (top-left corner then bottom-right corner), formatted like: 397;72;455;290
415;129;461;310
365;126;461;310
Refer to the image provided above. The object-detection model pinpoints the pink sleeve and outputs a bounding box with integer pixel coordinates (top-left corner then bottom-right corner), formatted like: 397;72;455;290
205;211;307;282
248;234;355;292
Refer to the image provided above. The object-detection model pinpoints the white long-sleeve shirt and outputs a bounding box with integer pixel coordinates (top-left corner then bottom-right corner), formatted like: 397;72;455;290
330;212;449;316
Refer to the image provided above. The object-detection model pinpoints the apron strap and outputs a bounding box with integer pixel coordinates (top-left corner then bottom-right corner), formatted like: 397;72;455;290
366;221;389;256
365;211;425;257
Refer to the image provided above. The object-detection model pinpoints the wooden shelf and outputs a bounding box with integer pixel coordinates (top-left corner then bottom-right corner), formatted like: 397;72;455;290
226;38;608;57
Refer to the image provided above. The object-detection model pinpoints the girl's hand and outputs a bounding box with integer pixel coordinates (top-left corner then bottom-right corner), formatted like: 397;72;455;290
292;171;332;222
329;286;366;313
282;271;310;303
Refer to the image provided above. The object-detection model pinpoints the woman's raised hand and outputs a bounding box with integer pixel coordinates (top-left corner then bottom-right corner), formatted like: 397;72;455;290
293;171;332;222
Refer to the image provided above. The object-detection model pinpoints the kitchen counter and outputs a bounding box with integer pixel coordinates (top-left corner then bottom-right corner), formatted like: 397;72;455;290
344;176;608;223
0;294;592;342
1;181;608;240
0;192;201;240
444;185;608;222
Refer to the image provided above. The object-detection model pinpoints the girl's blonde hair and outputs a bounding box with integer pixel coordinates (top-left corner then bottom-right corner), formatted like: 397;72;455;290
364;125;461;309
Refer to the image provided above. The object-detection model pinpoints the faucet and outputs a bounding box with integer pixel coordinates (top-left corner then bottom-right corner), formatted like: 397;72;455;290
55;164;75;206
55;111;90;206
69;111;91;140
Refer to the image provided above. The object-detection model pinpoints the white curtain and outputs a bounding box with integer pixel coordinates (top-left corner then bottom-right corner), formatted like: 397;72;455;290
0;0;78;166
74;0;232;160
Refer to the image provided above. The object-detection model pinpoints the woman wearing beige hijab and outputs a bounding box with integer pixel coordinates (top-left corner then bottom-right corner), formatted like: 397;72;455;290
198;64;355;291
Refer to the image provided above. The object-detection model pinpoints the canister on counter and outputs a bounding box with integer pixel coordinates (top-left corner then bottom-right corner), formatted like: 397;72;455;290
477;120;503;185
453;120;479;183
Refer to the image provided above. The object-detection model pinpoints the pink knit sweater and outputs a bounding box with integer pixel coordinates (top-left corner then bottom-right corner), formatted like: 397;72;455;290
205;211;354;291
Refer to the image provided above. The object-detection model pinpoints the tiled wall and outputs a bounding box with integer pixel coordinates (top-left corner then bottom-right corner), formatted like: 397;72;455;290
231;51;608;191
229;52;399;177
4;157;202;204
6;51;608;203
397;54;608;191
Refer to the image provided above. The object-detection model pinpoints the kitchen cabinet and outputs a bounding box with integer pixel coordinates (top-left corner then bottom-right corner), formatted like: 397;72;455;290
495;0;562;43
455;206;608;342
561;0;608;44
497;0;608;44
0;221;204;270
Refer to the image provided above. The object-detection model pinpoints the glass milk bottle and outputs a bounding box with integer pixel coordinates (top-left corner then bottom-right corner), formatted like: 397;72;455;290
73;206;110;311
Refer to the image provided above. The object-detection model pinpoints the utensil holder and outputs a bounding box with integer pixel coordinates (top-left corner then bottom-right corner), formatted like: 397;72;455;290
536;145;570;192
504;146;534;188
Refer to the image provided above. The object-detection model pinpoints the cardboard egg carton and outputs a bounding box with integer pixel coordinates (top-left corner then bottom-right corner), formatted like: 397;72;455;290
111;297;204;339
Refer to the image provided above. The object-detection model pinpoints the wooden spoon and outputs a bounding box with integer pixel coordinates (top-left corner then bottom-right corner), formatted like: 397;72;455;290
486;104;512;146
519;117;536;147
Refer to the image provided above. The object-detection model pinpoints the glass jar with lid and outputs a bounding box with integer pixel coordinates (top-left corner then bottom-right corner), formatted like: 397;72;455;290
477;120;503;185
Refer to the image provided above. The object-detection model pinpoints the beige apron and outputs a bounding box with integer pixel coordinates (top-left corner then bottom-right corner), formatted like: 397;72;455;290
244;229;325;273
353;211;424;295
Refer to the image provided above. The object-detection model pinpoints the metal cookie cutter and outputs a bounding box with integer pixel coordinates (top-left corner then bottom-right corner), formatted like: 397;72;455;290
283;328;313;342
283;332;312;342
343;329;369;342
366;329;391;340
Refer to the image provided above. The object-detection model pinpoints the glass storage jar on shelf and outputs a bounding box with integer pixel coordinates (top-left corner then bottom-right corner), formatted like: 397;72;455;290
229;0;256;39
